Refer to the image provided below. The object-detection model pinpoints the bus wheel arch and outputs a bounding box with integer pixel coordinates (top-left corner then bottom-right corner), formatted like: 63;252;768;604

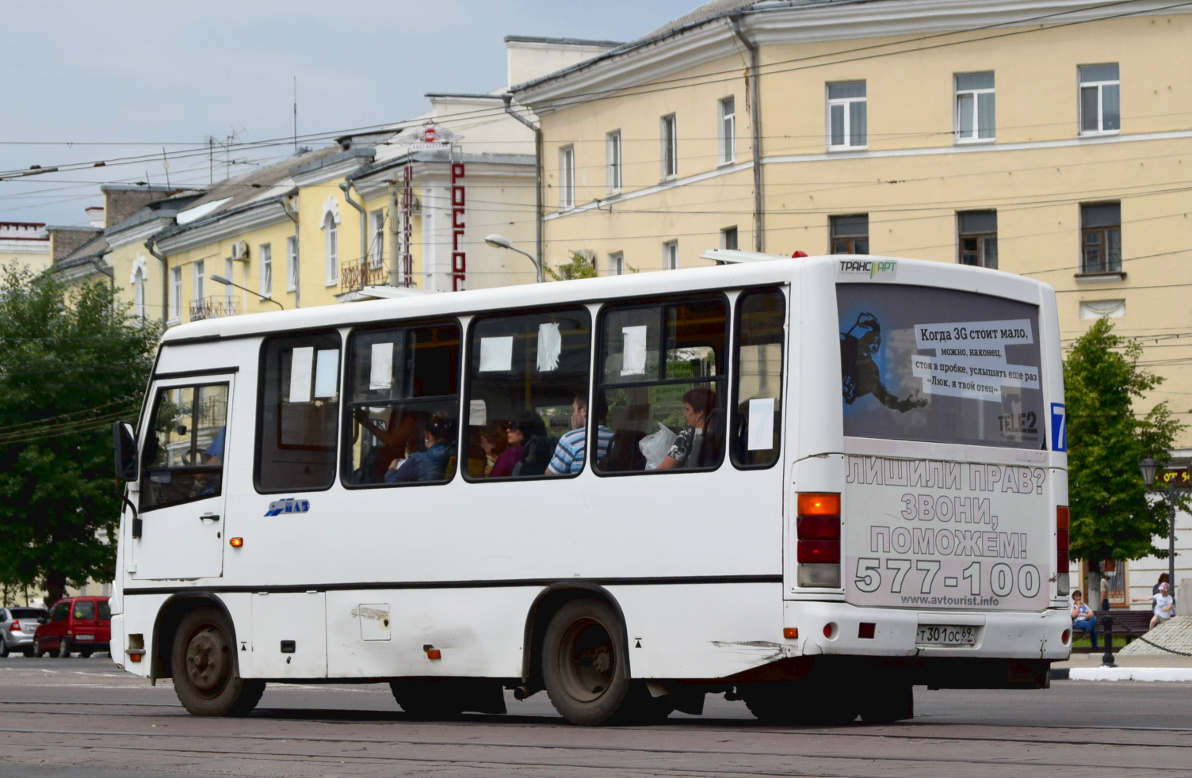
522;583;630;698
152;593;239;682
170;604;264;717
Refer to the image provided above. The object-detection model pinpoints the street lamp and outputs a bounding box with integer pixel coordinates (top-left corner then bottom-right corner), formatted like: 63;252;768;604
485;233;543;283
1139;457;1177;597
211;274;284;312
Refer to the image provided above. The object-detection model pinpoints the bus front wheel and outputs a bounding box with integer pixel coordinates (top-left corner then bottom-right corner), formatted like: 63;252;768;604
172;607;264;717
542;599;668;726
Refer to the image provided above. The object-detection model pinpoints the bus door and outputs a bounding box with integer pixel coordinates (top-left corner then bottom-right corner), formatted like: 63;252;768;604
131;377;233;581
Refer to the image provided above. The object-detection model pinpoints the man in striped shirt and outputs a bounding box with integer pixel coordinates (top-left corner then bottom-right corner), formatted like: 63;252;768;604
547;395;612;475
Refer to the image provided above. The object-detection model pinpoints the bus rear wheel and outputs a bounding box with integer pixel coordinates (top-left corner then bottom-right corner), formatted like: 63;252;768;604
542;599;667;726
172;607;264;717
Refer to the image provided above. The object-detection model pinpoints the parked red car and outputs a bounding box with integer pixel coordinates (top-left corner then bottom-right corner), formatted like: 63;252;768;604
34;596;110;658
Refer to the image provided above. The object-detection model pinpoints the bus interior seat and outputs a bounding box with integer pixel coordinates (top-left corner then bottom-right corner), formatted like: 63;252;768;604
696;409;725;468
598;429;647;472
513;435;557;476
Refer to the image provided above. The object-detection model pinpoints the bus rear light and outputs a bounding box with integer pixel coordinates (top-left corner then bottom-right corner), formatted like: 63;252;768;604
797;492;841;587
1056;506;1070;596
1061;629;1070;645
783;627;798;639
424;645;442;660
823;623;836;639
858;623;876;639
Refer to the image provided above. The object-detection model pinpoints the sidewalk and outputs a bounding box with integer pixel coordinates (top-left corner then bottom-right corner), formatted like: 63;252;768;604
1052;615;1192;681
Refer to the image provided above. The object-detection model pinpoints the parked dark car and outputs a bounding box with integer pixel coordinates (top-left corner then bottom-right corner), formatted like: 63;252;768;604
33;596;110;658
0;607;48;657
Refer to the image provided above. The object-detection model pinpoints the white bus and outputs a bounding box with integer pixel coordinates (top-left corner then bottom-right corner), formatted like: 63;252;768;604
111;252;1071;725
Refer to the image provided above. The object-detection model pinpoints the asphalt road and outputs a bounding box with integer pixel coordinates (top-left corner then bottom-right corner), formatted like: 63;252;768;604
1;655;1190;777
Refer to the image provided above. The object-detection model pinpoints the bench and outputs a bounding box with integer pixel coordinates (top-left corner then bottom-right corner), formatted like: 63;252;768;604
1072;610;1153;646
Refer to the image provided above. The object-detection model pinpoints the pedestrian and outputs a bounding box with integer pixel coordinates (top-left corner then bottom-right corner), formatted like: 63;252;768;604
1099;575;1110;612
1152;572;1170;596
1070;590;1098;650
1150;582;1175;630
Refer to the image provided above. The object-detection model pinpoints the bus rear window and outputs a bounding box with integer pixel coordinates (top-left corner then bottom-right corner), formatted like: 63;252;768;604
838;284;1044;449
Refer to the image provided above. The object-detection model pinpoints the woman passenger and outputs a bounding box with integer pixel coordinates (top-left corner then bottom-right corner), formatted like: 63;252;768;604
490;416;532;478
657;387;717;470
385;412;454;483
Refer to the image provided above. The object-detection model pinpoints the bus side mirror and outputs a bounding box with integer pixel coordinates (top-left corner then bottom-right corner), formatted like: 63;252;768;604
113;422;138;482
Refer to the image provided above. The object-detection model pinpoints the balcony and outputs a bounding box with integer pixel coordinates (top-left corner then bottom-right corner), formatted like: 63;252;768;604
341;262;389;293
189;296;240;321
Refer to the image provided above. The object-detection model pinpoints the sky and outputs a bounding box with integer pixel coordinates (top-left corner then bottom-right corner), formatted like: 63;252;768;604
0;1;702;227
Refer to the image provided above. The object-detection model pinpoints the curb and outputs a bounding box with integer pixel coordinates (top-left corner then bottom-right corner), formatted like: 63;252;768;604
1055;667;1192;682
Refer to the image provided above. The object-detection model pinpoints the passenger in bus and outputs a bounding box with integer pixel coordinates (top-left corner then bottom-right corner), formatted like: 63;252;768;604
490;417;533;478
546;395;613;475
384;412;455;483
356;408;425;479
478;421;507;476
657;388;718;470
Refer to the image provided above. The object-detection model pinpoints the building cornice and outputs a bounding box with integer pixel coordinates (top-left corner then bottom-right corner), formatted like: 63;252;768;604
105;216;177;250
513;0;1191;112
0;240;49;254
157;200;292;255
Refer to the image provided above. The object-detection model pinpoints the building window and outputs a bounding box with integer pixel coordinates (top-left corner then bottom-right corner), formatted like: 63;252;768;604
719;96;736;164
663;240;678;270
830;215;869;254
828;81;867;149
169;267;181;321
1081;202;1121;274
260;243;273;297
606;130;622;193
958;210;998;269
608;251;624;276
132;266;145;322
193;259;204;302
721;226;739;251
324;212;338;286
370;210;385;269
661;114;678;179
955;72;995;142
559;145;575;210
1080;64;1120;134
286;236;298;292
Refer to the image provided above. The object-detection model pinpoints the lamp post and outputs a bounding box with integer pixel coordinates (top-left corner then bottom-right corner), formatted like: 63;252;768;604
1139;457;1177;597
484;233;543;283
211;274;284;312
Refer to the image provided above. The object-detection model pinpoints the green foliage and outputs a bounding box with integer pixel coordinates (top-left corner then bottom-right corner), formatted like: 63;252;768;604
545;251;598;281
1063;317;1187;569
0;265;159;604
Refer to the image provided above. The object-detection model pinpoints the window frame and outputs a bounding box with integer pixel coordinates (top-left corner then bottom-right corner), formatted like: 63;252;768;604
1079;63;1121;135
169;267;181;322
731;286;787;470
260;243;273;297
719;96;736;165
957;210;998;269
663;240;678;271
1080;202;1122;275
661;113;678;179
559;144;576;210
830;214;870;254
286;236;298;292
827;81;867;151
138;381;230;513
193;260;204;304
370;209;385;269
721;226;739;251
954;71;995;143
324;213;338;286
606;130;622;194
608;251;624;276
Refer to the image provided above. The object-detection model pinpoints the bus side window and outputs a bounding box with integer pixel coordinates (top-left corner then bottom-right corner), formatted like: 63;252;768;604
345;321;461;486
732;288;786;469
464;307;591;480
595;295;727;474
255;331;341;492
140;383;229;511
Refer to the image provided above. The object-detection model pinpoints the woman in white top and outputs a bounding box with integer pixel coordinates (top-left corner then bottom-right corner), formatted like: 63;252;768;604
1151;581;1175;630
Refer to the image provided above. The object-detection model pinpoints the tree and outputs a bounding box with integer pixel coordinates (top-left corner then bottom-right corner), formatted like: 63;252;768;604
545;251;638;281
1063;317;1187;578
0;265;159;605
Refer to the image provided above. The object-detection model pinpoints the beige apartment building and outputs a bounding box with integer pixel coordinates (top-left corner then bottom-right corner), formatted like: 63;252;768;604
511;0;1192;603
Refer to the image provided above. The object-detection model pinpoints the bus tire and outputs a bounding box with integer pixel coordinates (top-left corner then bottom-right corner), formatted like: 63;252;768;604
542;598;648;726
172;607;264;717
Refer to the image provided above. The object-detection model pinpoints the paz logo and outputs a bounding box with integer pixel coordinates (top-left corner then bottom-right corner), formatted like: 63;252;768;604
264;498;310;517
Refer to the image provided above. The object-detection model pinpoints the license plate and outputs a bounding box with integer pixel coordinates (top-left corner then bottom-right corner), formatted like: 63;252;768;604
74;635;94;641
916;625;975;646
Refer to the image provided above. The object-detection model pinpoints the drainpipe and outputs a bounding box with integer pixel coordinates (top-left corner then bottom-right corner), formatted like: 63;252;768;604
730;14;765;253
340;181;367;294
503;93;543;272
279;192;300;308
90;255;114;293
144;237;169;328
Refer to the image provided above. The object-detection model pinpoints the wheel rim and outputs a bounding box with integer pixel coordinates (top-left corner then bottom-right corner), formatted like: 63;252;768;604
555;616;615;703
183;623;233;699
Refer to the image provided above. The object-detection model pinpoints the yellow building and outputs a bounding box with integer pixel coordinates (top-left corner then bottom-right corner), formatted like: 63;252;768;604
0;222;50;275
512;0;1192;446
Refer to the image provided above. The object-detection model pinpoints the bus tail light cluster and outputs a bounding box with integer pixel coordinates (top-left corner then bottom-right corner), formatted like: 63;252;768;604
797;492;841;588
1056;506;1070;596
